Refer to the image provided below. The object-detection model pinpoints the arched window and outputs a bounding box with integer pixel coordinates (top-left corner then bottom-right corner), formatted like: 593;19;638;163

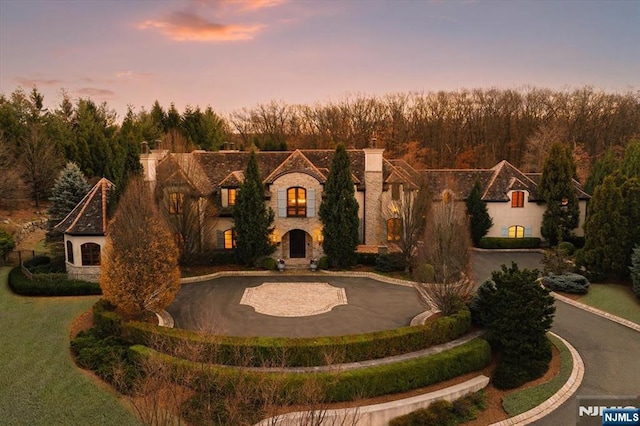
223;229;236;249
508;225;525;238
387;218;402;241
511;191;525;208
287;187;306;217
81;243;101;266
66;240;74;264
442;190;452;204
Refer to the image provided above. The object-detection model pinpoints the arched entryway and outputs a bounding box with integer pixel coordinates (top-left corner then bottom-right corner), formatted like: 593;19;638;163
289;229;306;258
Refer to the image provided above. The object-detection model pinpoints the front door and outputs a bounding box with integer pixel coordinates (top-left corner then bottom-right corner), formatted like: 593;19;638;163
289;230;306;258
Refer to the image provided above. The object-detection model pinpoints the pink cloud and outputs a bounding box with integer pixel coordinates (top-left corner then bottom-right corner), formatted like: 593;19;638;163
138;10;263;41
15;77;63;87
116;71;153;79
76;88;116;98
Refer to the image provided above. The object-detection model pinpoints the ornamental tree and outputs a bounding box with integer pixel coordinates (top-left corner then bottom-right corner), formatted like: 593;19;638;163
100;177;180;319
319;144;360;268
472;262;555;389
538;143;580;246
465;180;493;246
233;151;275;266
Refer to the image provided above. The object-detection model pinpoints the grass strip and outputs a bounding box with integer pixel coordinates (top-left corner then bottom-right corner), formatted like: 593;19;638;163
577;283;640;325
502;334;572;416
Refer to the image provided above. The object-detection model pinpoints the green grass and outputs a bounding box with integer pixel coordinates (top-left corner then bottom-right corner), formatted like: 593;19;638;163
577;283;640;325
0;267;141;425
502;334;572;416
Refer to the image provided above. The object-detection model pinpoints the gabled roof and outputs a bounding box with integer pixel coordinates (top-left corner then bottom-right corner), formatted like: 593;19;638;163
54;178;114;236
482;160;541;201
263;150;327;184
220;171;244;188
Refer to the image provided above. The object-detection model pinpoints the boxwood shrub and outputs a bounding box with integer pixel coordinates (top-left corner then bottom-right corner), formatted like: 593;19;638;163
375;252;406;272
95;302;472;367
8;266;101;296
479;237;541;249
356;252;378;266
129;337;491;404
541;273;590;294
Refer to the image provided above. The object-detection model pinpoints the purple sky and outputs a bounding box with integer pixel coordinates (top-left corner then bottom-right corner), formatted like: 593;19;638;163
1;0;638;121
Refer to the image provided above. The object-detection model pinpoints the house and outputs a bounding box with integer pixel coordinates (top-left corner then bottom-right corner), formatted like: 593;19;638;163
54;178;113;282
141;147;590;264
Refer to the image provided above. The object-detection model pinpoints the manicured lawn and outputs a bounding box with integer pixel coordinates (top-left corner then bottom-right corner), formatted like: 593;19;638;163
0;267;140;425
502;334;572;416
578;283;640;325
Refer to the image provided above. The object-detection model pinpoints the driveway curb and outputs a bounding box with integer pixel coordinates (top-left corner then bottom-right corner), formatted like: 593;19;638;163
552;292;640;332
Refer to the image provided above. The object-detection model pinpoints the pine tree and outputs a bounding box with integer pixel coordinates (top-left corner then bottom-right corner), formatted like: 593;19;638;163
233;151;275;266
465;180;493;246
46;162;90;251
538;143;580;246
319;144;360;268
100;177;180;319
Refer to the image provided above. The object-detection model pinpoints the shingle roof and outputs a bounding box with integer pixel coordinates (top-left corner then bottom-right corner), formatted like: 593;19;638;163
54;178;113;236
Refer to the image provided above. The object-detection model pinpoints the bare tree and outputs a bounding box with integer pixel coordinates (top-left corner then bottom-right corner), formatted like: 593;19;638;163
0;131;28;209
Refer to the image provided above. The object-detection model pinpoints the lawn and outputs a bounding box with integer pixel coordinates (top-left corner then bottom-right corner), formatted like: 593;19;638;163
0;267;140;425
578;282;640;325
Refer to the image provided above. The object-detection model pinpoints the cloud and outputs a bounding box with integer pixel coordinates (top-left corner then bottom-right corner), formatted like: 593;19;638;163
76;88;116;98
15;77;63;87
138;10;263;41
234;0;287;11
116;71;153;79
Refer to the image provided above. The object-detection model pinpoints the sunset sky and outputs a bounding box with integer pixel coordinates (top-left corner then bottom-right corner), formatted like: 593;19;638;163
1;0;638;120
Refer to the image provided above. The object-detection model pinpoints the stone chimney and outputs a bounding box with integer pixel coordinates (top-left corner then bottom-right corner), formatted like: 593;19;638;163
363;147;384;245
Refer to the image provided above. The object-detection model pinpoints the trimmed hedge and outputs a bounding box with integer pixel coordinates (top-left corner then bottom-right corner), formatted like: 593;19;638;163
390;390;487;426
479;237;541;249
541;273;590;294
8;266;101;296
129;337;492;404
95;301;472;367
356;252;378;266
375;252;406;272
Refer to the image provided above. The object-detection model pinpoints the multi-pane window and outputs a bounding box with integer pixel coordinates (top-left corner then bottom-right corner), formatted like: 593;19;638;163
81;243;101;266
511;191;525;208
508;225;525;238
287;187;307;217
223;229;236;249
387;218;402;241
228;189;237;206
66;241;74;264
169;192;184;214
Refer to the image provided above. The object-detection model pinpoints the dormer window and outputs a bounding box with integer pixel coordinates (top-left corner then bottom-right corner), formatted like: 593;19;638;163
287;187;306;217
511;191;524;208
169;192;184;214
228;188;237;206
442;190;452;204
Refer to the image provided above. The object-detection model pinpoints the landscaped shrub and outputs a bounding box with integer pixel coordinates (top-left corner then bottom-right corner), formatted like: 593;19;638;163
479;237;541;249
99;302;472;367
390;390;487;426
375;252;406;272
557;241;576;256
492;338;552;389
631;245;640;299
0;229;16;263
414;263;435;283
262;257;277;270
23;255;51;270
542;273;590;294
8;266;101;296
318;256;329;270
129;338;491;404
356;252;377;266
564;235;585;249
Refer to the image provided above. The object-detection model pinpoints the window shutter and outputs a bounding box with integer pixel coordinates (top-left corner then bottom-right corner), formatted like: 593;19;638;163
221;189;228;208
277;189;286;217
307;188;316;217
524;226;532;237
359;218;364;244
501;226;508;237
383;219;388;242
217;230;224;249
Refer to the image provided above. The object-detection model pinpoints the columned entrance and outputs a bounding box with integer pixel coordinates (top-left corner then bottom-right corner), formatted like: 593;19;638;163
289;229;306;258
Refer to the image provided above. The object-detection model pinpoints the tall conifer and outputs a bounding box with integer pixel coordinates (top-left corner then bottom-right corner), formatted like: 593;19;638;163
465;180;493;246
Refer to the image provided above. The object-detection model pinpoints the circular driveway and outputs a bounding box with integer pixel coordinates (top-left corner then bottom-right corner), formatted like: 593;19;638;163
167;275;427;338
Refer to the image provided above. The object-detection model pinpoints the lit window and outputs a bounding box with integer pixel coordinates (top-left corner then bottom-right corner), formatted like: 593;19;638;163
508;225;525;238
81;243;101;266
387;218;402;241
287;187;307;217
169;192;184;214
511;191;524;208
66;241;74;264
442;191;452;204
223;229;236;249
228;188;237;206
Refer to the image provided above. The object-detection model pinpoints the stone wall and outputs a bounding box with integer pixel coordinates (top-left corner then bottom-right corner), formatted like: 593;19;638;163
12;218;48;245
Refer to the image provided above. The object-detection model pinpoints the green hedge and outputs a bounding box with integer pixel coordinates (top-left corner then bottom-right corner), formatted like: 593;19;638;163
8;266;101;296
390;390;487;425
479;237;541;249
96;302;472;367
129;338;491;404
356;252;378;266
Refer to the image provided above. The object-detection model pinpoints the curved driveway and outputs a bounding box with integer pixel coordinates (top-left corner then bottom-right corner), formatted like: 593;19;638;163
473;251;640;426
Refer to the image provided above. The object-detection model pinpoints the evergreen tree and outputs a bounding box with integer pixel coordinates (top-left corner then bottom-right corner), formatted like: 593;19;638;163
584;147;618;194
538;143;580;245
465;180;493;246
233;151;275;266
100;177;180;319
631;245;640;299
472;262;555;389
46;162;90;249
319;144;360;268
